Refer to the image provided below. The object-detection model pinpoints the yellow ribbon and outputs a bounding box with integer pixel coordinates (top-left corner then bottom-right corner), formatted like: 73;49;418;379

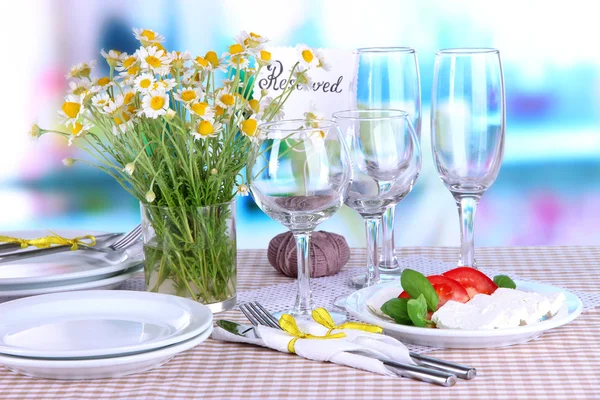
279;314;346;354
0;232;97;251
311;308;383;335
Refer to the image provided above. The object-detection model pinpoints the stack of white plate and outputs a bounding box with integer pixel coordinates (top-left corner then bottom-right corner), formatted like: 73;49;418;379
0;290;213;379
0;229;144;300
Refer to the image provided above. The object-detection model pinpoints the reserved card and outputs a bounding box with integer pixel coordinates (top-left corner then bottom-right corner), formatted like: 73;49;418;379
254;47;355;119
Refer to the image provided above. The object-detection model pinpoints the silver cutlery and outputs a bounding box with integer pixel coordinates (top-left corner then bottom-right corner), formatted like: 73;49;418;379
240;301;476;380
0;224;142;265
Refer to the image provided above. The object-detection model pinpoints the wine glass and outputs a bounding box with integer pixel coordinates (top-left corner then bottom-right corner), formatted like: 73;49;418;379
431;48;505;268
247;119;352;321
351;47;421;274
333;109;421;289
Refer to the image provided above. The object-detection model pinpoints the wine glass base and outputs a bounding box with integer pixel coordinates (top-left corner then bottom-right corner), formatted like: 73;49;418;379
349;273;399;289
272;309;347;324
378;257;401;273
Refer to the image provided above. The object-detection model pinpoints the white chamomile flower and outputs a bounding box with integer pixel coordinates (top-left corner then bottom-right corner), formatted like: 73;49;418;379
123;163;135;176
134;73;156;93
66;60;96;80
103;95;125;116
168;51;192;70
91;76;113;92
101;49;126;68
227;53;249;69
238;115;260;138
145;189;156;203
67;121;92;146
215;88;236;109
224;43;246;58
136;46;170;75
91;92;111;112
141;89;169;119
259;96;285;121
121;89;136;106
68;79;91;96
304;102;324;127
112;119;134;136
115;54;137;72
152;78;177;92
297;45;318;68
257;49;272;66
202;51;227;72
236;184;250;196
58;94;85;126
236;31;268;53
165;109;176;120
246;98;260;114
118;63;141;82
174;86;204;104
314;49;330;71
132;28;165;45
293;65;313;91
187;101;214;119
192;119;222;140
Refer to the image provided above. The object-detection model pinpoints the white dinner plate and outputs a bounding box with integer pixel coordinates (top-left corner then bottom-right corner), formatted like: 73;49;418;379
344;280;584;349
0;229;143;288
0;266;141;298
0;325;213;380
0;290;213;358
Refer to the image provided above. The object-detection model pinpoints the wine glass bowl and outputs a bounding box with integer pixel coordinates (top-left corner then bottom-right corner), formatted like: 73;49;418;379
247;119;352;319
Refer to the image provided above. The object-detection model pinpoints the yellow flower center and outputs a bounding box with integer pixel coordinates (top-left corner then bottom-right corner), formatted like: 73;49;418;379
140;78;151;89
249;32;261;39
260;50;271;62
248;99;260;113
241;119;258;136
231;55;245;65
150;96;165;110
96;99;107;106
62;102;81;118
197;120;214;136
124;92;135;104
127;104;137;114
205;51;219;66
141;29;156;41
123;57;136;68
97;77;110;86
71;122;84;136
215;106;225;116
127;66;139;75
220;93;235;107
195;56;208;67
181;90;196;102
114;112;131;125
72;87;88;96
302;50;314;63
191;102;209;115
229;44;244;55
79;66;91;77
145;55;162;68
152;43;166;52
296;72;309;84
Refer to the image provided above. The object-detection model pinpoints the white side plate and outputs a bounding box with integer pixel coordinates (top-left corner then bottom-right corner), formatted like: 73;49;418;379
0;290;213;358
0;229;143;287
0;266;142;298
344;280;584;349
0;325;213;380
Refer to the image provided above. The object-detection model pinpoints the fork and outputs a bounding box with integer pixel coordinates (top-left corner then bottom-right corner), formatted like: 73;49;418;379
0;224;142;264
239;301;476;380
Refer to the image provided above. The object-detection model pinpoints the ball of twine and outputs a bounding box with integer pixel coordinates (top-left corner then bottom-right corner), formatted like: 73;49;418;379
267;231;350;278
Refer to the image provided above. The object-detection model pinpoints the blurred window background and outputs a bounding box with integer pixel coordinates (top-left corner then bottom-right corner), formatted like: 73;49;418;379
1;0;599;248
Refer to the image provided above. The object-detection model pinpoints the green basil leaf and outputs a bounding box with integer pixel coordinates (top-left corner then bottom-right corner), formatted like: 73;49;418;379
407;294;428;327
381;298;412;325
493;275;516;289
401;269;439;312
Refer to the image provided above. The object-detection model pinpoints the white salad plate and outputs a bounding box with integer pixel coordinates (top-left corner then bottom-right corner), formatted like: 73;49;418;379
0;325;213;380
0;229;143;288
344;280;584;349
0;266;141;298
0;290;213;358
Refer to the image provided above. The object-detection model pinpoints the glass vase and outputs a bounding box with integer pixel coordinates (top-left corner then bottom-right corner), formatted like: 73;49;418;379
140;200;237;313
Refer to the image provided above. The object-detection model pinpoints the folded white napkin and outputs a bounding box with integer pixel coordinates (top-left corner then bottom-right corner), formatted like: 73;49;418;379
211;319;414;376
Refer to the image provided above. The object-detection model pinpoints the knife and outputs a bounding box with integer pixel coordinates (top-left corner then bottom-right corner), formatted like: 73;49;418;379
0;233;121;264
215;320;457;387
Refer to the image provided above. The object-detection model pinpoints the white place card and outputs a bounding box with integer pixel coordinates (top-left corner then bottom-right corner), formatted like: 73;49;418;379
254;47;355;119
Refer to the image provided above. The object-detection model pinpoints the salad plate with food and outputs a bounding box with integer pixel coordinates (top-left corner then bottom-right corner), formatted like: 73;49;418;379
343;267;583;348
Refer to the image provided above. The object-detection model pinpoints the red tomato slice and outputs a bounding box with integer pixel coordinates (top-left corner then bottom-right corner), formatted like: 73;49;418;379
442;267;498;298
426;275;470;307
397;275;469;309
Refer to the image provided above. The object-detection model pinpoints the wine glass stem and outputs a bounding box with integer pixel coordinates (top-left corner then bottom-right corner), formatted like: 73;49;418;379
381;206;396;266
365;216;381;286
292;230;314;316
455;194;480;268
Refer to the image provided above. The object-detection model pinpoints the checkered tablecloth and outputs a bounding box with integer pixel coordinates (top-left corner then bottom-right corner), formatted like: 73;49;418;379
1;246;599;399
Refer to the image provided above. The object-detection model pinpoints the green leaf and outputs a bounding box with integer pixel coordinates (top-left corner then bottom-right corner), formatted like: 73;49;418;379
407;294;428;327
401;269;439;312
381;298;412;325
493;275;516;289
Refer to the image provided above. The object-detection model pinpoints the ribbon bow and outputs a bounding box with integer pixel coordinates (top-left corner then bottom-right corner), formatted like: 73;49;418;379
311;308;383;335
0;232;97;251
279;314;346;354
